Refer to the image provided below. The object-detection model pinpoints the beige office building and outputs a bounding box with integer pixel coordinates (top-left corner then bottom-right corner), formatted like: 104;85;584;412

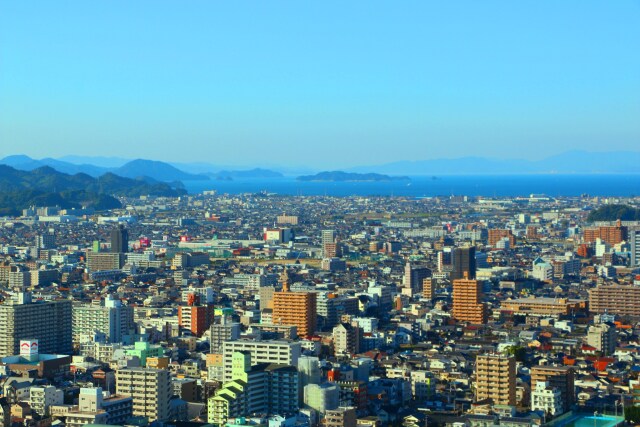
501;297;586;317
116;368;171;422
87;252;124;271
589;284;640;317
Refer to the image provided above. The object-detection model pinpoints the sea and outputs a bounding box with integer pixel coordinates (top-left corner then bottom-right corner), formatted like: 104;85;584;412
183;175;640;198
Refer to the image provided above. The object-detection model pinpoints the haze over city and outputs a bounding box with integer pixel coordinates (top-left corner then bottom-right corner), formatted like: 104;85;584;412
1;1;639;168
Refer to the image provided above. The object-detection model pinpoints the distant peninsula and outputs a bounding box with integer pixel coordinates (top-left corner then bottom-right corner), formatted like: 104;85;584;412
297;171;410;182
0;165;186;216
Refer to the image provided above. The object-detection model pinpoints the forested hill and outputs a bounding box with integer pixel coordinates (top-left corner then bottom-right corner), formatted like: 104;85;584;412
587;204;640;222
0;165;186;216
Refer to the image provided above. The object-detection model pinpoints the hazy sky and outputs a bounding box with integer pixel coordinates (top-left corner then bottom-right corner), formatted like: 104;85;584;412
1;1;639;168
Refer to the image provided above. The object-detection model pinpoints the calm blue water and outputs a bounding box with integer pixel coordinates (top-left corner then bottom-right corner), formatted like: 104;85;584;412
571;417;621;427
183;175;640;197
556;415;622;427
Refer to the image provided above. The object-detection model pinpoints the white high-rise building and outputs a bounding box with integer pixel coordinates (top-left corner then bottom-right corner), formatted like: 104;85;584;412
531;381;563;416
222;339;301;382
29;386;64;416
298;355;321;404
304;383;340;415
630;227;640;267
72;294;134;344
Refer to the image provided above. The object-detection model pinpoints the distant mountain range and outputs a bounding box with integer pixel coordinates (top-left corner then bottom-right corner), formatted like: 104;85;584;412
0;165;187;216
347;151;640;175
113;159;208;181
298;171;410;182
2;150;640;181
0;155;283;181
1;155;112;177
212;168;283;180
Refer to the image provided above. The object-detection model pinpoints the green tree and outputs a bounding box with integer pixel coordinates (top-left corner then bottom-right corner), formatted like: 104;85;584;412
504;345;527;362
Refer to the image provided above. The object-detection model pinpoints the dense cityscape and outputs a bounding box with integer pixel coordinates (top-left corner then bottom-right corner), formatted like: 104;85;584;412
0;189;639;427
2;2;639;427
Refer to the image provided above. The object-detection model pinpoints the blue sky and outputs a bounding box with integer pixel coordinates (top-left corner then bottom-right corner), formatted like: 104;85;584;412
1;1;639;168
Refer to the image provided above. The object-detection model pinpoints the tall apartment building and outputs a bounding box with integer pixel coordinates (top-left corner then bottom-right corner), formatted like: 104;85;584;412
72;295;134;344
29;386;64;416
36;230;56;249
451;246;476;281
367;283;393;309
304;383;340;415
110;224;129;253
316;293;358;331
452;278;487;324
116;368;171;422
209;317;241;353
277;214;299;225
8;265;30;289
259;285;277;311
323;243;342;258
0;293;72;357
475;353;516;406
488;229;516;247
209;351;299;425
526;225;541;240
298;355;322;396
531;381;563;416
422;278;434;300
586;323;617;355
221;339;301;382
589;284;640;317
322;230;337;246
87;252;125;272
583;221;627;245
332;323;360;356
322;230;339;258
402;263;431;293
438;248;453;274
630;227;640;267
272;278;317;338
178;297;214;337
530;366;575;414
316;292;340;331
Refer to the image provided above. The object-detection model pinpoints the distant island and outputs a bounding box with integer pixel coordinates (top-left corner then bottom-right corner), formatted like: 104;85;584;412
297;171;411;182
210;168;283;180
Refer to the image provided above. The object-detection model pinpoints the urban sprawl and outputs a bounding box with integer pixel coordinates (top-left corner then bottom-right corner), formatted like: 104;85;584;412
1;192;640;427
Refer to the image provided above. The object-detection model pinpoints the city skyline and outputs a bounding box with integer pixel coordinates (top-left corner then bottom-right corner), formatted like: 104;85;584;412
1;1;639;168
1;2;640;422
